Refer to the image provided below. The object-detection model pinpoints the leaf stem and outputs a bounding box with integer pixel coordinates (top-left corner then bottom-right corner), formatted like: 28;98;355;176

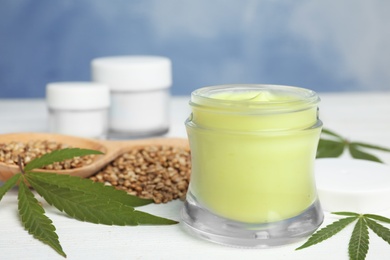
17;155;25;175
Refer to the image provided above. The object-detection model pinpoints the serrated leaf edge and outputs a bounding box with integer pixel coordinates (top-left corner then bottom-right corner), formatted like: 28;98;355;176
28;171;153;207
348;218;369;260
18;180;66;257
296;216;358;250
365;218;390;245
364;214;390;224
26;175;177;226
0;173;22;201
332;212;360;217
24;148;103;172
26;175;137;225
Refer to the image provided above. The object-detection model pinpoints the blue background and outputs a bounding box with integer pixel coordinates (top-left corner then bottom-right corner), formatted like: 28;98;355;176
1;0;389;97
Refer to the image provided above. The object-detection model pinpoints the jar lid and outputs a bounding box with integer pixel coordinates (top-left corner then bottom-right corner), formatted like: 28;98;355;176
46;82;110;110
315;158;390;212
91;56;172;91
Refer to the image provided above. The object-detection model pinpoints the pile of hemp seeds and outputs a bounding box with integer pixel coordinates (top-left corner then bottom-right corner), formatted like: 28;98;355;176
0;140;96;170
0;140;192;204
89;145;191;204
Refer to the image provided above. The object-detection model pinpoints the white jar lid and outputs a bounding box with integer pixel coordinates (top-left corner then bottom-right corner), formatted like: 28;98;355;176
315;158;390;212
91;56;172;91
46;82;110;110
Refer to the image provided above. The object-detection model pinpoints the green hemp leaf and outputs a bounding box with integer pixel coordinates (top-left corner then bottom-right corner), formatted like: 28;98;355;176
296;212;390;260
0;148;178;258
317;129;390;163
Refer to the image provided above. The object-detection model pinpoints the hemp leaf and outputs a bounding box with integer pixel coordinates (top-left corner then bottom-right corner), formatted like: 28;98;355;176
296;212;390;260
0;148;177;258
317;128;390;163
349;218;369;260
18;180;66;257
295;215;358;250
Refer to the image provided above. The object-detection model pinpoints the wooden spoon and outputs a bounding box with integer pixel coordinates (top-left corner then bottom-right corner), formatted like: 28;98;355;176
0;132;189;182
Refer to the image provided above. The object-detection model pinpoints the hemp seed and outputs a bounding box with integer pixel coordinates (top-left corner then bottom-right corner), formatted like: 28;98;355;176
90;145;191;204
0;140;96;170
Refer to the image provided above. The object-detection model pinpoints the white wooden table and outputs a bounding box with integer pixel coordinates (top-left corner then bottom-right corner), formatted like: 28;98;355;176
1;93;390;260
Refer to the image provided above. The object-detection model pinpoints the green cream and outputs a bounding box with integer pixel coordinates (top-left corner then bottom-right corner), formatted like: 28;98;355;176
186;86;322;223
210;90;292;102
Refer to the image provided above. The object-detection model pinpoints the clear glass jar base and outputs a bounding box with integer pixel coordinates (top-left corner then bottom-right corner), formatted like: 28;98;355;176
181;193;324;248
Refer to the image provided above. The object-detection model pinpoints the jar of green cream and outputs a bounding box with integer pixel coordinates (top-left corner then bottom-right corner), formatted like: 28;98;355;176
182;84;323;247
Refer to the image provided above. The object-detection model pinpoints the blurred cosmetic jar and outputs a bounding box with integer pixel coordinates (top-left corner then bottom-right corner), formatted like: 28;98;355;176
46;82;110;139
91;56;172;138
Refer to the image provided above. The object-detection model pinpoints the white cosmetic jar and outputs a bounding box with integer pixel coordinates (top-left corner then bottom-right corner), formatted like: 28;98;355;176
91;56;172;138
46;82;110;139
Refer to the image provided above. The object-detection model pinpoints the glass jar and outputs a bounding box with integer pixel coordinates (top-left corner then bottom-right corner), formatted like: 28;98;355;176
182;84;323;247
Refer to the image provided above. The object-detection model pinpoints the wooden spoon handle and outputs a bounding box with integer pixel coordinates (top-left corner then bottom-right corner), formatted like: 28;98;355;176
100;137;189;158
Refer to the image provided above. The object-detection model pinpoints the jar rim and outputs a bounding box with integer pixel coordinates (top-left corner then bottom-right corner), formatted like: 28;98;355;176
190;84;320;113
